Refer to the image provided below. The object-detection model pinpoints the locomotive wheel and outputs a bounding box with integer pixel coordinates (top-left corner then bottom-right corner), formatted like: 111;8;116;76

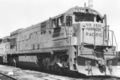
50;65;54;71
42;57;51;71
36;58;44;70
52;63;62;73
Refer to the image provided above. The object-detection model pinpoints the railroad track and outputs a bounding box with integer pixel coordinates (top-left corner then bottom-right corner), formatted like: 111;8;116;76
0;72;16;80
87;75;120;80
19;65;120;80
1;65;120;80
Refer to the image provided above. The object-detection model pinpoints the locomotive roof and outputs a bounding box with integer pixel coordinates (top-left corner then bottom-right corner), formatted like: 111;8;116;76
52;6;102;19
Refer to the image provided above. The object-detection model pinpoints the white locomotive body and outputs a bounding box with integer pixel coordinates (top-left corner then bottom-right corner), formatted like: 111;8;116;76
0;6;118;76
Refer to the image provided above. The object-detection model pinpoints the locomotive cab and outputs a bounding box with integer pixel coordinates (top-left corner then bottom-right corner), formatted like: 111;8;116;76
62;7;117;75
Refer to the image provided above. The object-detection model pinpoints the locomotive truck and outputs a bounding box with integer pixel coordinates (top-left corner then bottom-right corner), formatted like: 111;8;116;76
0;6;119;76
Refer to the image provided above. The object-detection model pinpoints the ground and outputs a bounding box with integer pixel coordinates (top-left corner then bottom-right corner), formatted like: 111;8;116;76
0;65;119;80
0;65;79;80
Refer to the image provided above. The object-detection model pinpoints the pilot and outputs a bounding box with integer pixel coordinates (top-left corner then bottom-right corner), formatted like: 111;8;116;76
97;59;106;73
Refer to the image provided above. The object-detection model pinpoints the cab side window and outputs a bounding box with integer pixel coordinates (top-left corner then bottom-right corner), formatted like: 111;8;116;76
52;15;64;37
52;18;59;28
41;22;46;34
96;15;103;23
52;18;61;37
10;38;16;49
66;16;72;26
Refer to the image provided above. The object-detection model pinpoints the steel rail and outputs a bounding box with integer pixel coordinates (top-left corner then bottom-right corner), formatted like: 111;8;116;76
0;72;17;80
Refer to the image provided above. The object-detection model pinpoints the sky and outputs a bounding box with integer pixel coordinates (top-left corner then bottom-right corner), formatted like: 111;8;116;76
0;0;120;50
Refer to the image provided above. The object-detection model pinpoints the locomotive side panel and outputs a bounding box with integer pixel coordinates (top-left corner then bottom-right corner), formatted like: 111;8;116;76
16;19;75;54
17;24;41;51
16;21;54;53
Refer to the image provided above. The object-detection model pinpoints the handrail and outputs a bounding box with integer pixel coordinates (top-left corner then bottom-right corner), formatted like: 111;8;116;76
109;30;118;51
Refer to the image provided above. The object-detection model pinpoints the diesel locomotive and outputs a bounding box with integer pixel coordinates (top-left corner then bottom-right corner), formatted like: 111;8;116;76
0;6;119;76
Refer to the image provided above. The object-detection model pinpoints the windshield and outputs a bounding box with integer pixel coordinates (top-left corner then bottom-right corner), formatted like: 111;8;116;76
74;12;102;22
